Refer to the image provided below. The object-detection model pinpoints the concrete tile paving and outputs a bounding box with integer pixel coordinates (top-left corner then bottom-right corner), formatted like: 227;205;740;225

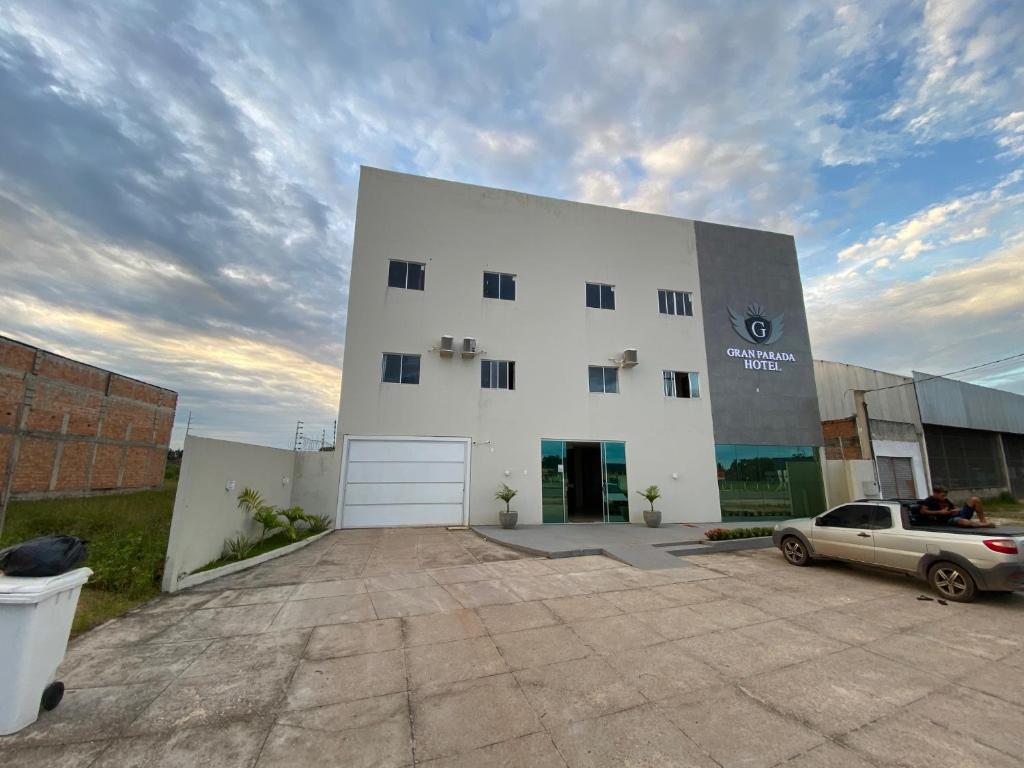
2;529;1023;767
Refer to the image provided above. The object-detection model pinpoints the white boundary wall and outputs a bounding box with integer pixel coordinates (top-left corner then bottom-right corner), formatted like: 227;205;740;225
162;435;341;592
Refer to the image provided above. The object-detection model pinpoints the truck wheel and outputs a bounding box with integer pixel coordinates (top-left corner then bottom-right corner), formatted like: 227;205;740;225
781;536;810;566
41;681;64;712
928;562;976;603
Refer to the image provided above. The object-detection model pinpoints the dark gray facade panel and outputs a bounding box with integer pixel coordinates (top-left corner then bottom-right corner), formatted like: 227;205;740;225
913;372;1024;435
694;221;823;446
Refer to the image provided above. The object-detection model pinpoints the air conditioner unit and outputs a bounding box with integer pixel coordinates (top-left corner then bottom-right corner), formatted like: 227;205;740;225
622;348;638;367
439;335;454;358
461;337;477;358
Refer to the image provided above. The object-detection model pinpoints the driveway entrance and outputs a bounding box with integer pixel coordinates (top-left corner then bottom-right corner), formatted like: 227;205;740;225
4;529;1023;767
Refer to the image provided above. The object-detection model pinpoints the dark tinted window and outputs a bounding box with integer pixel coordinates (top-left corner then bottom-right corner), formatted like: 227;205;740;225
869;506;893;529
388;260;407;288
382;353;402;383
400;354;420;384
499;273;515;300
589;366;618;393
819;504;875;528
604;366;618;393
659;289;693;316
481;360;515;390
484;272;516;301
406;262;425;290
382;353;420;384
586;282;601;308
388;260;424;290
601;284;615;310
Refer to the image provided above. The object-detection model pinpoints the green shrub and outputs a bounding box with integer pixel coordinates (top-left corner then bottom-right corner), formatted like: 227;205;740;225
303;513;332;534
222;534;255;562
705;526;774;541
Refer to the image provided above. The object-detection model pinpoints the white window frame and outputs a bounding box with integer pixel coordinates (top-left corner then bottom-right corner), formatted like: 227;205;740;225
658;289;693;316
381;353;421;384
481;359;515;390
483;271;516;301
663;370;700;398
589;365;619;394
586;282;616;310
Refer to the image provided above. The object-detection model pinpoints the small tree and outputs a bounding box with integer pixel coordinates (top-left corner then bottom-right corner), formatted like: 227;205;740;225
252;507;283;541
237;488;266;518
636;485;661;512
495;483;518;513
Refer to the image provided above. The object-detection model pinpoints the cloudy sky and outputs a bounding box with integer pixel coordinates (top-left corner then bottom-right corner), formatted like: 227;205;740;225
1;0;1022;448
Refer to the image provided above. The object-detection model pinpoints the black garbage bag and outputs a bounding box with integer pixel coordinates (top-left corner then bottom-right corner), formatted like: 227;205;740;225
0;535;88;577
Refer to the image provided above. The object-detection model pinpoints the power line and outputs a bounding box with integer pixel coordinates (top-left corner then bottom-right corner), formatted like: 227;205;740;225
857;351;1024;396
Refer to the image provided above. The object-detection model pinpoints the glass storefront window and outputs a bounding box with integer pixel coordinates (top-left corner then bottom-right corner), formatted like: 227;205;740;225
716;444;825;521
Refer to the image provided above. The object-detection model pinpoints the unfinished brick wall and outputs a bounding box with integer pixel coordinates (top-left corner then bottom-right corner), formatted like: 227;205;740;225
0;336;177;502
822;417;864;460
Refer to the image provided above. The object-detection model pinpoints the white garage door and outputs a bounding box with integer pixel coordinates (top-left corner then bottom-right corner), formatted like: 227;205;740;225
340;438;469;528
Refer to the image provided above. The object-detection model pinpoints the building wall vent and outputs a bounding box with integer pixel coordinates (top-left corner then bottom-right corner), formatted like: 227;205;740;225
439;335;454;358
461;337;478;359
622;349;638;368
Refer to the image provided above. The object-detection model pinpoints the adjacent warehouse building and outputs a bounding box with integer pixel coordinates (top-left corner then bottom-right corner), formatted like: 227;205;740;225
0;336;177;510
915;372;1024;499
335;168;825;527
815;359;1024;504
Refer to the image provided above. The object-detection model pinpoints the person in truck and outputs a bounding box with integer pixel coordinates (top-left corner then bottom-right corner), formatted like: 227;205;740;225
916;485;994;528
950;496;994;527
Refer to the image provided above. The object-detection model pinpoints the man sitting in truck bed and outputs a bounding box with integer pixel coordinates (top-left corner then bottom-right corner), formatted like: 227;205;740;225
915;485;995;528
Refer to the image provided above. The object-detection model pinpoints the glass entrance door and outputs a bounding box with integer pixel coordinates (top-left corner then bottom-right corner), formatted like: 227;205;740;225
602;441;629;522
541;439;628;523
541;439;566;523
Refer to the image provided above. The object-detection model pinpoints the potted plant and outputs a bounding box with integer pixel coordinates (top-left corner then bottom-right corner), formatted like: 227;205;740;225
637;485;662;528
495;483;518;529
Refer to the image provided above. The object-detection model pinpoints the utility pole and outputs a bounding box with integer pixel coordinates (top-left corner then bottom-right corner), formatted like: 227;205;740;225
293;420;304;451
185;410;192;437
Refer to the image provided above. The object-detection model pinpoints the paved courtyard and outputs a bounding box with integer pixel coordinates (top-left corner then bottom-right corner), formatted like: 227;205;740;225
2;528;1023;767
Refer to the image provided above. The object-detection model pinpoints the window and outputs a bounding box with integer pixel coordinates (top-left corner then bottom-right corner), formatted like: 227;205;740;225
658;289;693;316
483;272;516;301
586;282;615;310
387;260;425;290
381;353;420;384
481;359;515;390
817;504;875;529
588;366;619;393
663;371;700;398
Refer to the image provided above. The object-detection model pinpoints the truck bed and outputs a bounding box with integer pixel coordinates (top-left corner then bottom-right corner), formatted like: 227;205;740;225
905;524;1024;536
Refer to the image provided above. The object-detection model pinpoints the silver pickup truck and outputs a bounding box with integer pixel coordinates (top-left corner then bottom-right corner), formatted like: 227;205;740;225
772;500;1024;602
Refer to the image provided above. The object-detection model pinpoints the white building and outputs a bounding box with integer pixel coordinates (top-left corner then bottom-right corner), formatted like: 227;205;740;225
336;168;825;527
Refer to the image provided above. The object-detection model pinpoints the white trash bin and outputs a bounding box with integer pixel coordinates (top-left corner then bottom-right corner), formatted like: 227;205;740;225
0;567;92;735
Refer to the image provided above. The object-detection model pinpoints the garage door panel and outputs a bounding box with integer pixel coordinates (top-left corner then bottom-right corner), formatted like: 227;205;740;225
341;438;468;528
343;504;464;528
349;440;465;463
346;461;465;484
344;482;464;506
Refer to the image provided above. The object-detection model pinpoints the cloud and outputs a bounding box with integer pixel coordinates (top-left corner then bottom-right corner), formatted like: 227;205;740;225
808;240;1024;392
834;171;1022;269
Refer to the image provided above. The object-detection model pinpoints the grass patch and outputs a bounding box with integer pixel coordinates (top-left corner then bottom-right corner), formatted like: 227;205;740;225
705;526;775;541
0;484;175;635
193;529;319;574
